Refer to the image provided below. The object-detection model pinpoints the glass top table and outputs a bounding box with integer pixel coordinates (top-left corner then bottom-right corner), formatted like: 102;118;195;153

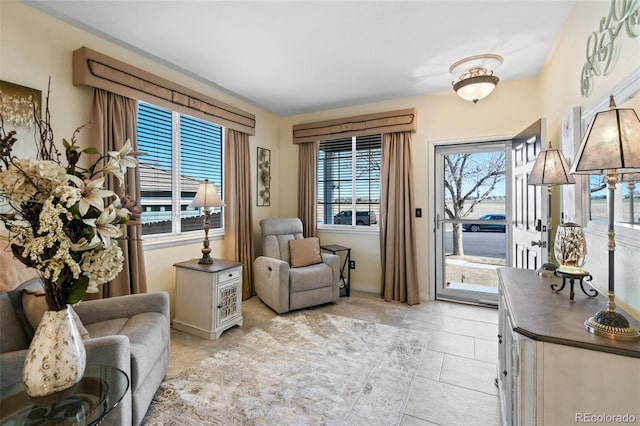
0;365;129;425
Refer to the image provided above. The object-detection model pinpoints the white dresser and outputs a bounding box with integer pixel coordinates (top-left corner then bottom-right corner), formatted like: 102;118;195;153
498;267;640;426
173;259;243;340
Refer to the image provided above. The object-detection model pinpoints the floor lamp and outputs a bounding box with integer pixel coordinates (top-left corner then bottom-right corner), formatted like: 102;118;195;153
569;95;640;341
190;179;225;264
528;146;575;276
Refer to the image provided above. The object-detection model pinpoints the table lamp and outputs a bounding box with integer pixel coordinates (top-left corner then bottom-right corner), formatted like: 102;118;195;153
190;179;225;264
527;146;575;276
569;95;640;341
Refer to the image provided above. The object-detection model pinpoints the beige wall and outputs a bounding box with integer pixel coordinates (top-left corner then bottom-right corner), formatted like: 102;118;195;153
280;77;541;298
539;0;640;319
3;0;639;319
0;1;284;316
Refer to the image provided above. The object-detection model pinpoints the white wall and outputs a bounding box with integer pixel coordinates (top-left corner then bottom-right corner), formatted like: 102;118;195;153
0;1;284;316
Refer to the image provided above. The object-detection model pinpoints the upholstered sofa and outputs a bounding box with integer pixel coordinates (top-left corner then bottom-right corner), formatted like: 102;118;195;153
254;218;340;313
0;267;169;425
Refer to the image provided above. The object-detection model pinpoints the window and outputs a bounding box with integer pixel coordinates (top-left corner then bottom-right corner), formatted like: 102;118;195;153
137;102;223;236
318;134;381;227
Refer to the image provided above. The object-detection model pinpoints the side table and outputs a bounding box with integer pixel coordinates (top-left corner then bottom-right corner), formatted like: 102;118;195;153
173;258;243;340
0;365;129;425
320;244;351;297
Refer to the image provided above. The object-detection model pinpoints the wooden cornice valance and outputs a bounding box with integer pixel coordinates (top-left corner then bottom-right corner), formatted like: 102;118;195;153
72;46;256;135
292;108;417;144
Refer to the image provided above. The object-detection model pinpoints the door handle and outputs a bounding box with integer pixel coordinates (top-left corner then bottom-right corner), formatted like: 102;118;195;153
531;240;546;248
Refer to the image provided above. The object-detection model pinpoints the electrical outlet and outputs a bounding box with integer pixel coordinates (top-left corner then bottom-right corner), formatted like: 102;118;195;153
350;260;356;269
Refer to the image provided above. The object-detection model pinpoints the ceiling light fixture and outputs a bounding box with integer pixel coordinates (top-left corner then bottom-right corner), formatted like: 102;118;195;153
450;54;503;103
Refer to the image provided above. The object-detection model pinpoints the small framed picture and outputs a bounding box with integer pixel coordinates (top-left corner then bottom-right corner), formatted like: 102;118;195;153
257;147;271;206
561;106;581;224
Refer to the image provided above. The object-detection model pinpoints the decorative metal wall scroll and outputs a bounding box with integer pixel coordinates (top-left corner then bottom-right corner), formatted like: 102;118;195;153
257;147;271;206
581;0;640;97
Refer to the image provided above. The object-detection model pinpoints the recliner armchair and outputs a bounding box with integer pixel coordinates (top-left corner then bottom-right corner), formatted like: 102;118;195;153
254;218;340;313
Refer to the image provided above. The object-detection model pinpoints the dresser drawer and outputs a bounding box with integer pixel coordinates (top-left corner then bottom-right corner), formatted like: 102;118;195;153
218;267;241;284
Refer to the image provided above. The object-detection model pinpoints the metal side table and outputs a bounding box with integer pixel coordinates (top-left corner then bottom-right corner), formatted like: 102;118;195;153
320;244;351;297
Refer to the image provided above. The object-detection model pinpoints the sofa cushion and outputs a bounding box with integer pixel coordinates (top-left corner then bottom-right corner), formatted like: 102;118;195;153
86;312;169;393
5;278;45;343
289;237;322;268
22;290;90;340
0;291;29;353
289;262;333;292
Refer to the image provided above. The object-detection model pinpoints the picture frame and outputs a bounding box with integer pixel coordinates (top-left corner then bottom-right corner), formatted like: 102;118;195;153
0;80;41;160
561;106;582;224
257;147;271;206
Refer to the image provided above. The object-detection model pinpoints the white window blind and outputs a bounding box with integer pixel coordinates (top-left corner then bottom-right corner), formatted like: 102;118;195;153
138;102;223;236
318;134;381;228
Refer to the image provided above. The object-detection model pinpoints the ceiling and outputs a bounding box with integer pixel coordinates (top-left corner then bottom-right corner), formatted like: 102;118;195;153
24;0;576;116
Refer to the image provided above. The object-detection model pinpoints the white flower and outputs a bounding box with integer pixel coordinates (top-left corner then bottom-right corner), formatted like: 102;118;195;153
82;243;124;292
68;175;114;216
105;139;137;186
82;205;122;246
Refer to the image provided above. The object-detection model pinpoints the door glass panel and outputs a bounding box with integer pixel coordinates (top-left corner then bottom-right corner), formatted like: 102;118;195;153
435;143;510;305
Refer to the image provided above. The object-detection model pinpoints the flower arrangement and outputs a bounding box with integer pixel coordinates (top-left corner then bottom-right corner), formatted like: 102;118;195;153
0;84;138;311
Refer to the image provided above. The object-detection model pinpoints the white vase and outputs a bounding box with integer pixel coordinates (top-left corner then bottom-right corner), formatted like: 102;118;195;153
22;305;86;405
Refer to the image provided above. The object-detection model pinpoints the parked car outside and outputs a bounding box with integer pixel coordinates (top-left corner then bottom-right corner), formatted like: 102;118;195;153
462;214;506;232
333;210;377;226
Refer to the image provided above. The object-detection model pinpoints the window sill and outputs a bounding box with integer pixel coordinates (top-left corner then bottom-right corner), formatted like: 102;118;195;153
142;229;224;250
318;225;380;235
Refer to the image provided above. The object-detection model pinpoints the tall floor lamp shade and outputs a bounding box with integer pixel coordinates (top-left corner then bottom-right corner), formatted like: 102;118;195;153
528;147;575;275
569;95;640;341
190;179;225;264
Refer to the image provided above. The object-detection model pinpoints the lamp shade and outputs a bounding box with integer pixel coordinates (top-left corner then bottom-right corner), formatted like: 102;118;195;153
190;179;224;208
528;149;576;186
570;96;640;175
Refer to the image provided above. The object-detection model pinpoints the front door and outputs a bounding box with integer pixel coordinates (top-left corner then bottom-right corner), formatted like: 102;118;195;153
511;119;545;270
434;141;511;306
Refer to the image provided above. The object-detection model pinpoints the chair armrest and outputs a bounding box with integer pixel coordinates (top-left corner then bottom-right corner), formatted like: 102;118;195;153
321;253;341;301
254;256;290;313
74;292;169;326
0;349;28;388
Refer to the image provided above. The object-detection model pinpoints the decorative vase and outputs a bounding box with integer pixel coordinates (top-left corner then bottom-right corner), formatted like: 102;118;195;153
22;305;86;405
554;222;587;275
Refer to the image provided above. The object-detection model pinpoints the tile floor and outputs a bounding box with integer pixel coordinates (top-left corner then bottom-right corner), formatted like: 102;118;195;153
167;291;502;426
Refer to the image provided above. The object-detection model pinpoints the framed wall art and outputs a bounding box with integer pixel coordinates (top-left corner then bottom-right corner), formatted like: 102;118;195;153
257;147;271;206
561;106;582;225
0;80;41;160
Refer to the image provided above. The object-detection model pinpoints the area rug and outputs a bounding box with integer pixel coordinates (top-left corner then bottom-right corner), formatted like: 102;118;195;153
143;310;429;425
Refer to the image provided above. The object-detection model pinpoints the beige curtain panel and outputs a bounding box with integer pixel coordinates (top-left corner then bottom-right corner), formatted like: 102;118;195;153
90;88;148;298
224;129;255;300
73;46;256;135
292;108;417;144
380;131;420;305
298;141;319;237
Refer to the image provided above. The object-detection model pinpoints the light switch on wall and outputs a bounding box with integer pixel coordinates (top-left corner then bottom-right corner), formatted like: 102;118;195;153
415;208;422;218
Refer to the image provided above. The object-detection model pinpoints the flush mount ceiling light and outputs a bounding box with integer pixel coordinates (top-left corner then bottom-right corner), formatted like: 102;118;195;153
450;54;503;103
